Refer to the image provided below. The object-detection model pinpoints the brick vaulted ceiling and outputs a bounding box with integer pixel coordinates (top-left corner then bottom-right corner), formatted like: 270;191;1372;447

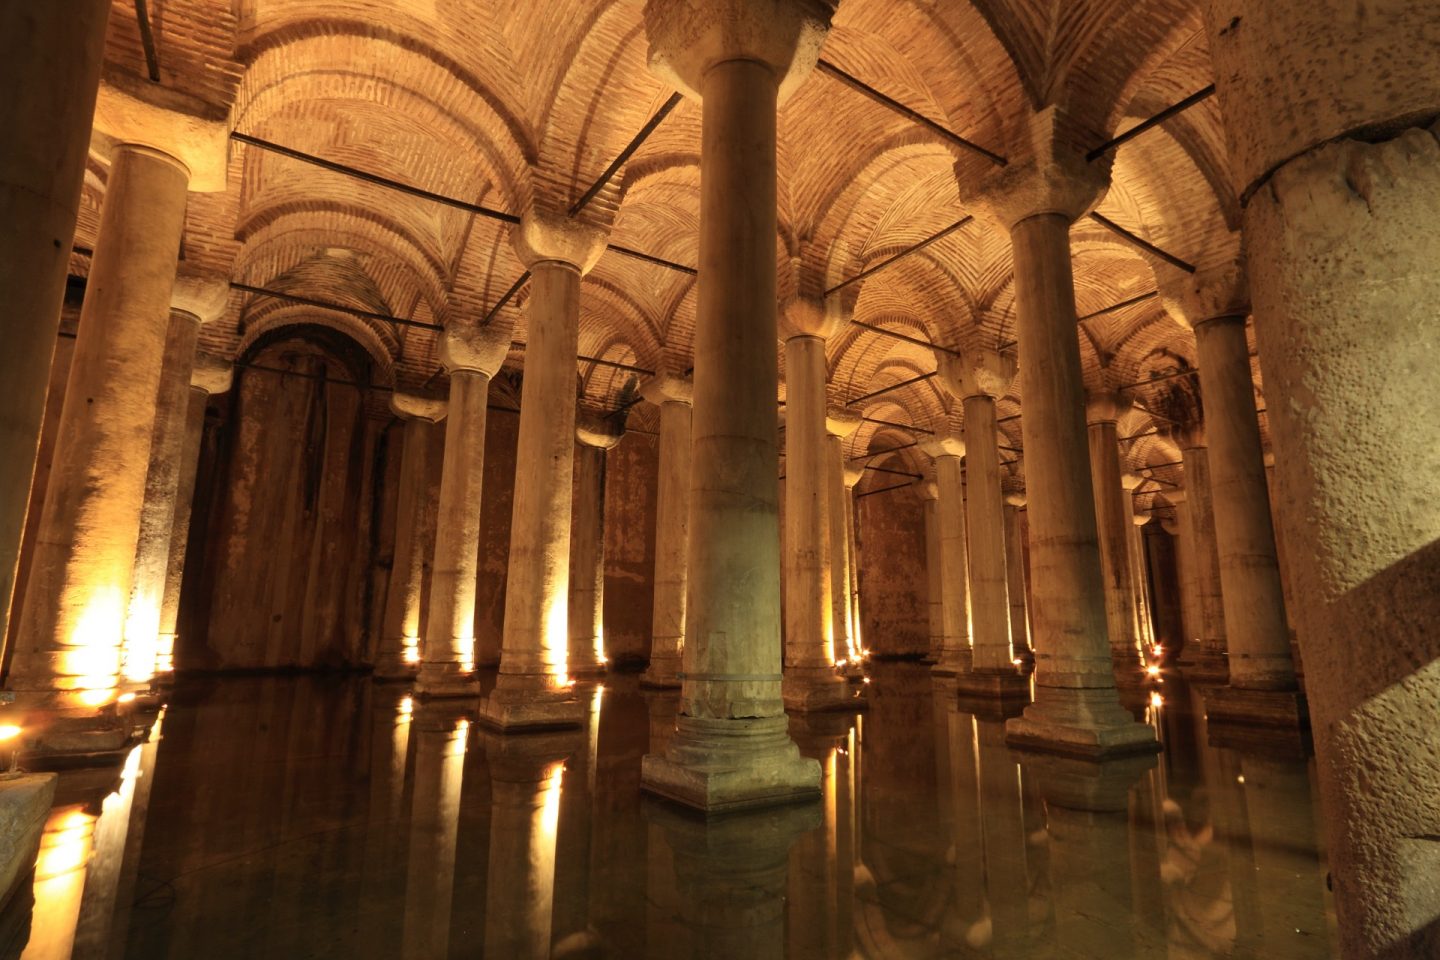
74;0;1257;513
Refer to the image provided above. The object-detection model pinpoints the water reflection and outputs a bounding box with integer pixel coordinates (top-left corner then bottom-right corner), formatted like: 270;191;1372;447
11;665;1335;958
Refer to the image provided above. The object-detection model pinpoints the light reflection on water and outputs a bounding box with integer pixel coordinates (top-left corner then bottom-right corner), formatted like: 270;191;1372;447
14;664;1335;958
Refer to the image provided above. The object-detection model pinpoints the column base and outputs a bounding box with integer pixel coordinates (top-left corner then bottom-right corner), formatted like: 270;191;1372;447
640;656;683;689
17;714;134;768
782;667;864;712
373;654;419;682
930;647;973;677
640;714;821;813
1017;751;1159;812
567;662;608;681
1203;685;1309;729
0;773;55;913
414;662;480;699
1005;688;1160;760
478;676;584;732
952;667;1031;701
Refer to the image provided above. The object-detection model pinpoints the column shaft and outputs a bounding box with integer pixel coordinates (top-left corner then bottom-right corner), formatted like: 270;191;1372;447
418;370;489;696
568;441;607;677
962;394;1014;673
1086;418;1140;672
0;2;110;647
156;387;208;675
825;436;854;663
1193;316;1294;689
10;144;190;713
121;309;201;686
1003;504;1031;658
378;417;437;678
642;399;690;687
932;455;972;675
923;493;944;662
1179;442;1227;670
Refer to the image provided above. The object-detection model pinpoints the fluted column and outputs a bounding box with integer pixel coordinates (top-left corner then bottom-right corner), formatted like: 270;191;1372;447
416;322;512;698
956;117;1156;756
640;375;692;688
1003;493;1033;664
938;348;1026;697
639;0;831;810
120;275;228;690
921;480;944;663
1206;5;1440;945
10;142;194;721
825;409;862;670
1085;392;1143;679
0;2;110;650
569;413;624;679
1172;428;1228;678
481;213;606;728
921;436;973;677
153;355;231;678
376;394;448;680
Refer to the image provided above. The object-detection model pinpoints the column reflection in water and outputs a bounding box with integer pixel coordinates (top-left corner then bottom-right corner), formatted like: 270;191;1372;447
401;703;467;960
646;799;819;960
481;731;574;960
972;704;1036;959
553;684;604;957
787;713;857;960
939;696;987;955
358;689;413;959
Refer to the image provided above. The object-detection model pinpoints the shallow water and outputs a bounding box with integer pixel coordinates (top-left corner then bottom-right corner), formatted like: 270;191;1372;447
17;661;1336;958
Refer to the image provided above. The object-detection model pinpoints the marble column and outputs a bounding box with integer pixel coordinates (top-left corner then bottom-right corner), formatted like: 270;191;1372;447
1206;3;1440;948
640;375;692;688
956;123;1156;757
1120;474;1156;655
1003;494;1033;663
921;437;972;676
482;212;605;729
639;0;830;810
569;413;624;679
9;142;194;721
1161;264;1302;723
1085;393;1143;679
842;463;865;659
154;355;231;679
938;348;1026;697
779;299;850;711
1173;429;1228;678
0;2;110;651
482;733;573;960
825;409;862;670
921;480;944;663
416;321;513;698
120;275;228;689
375;394;448;680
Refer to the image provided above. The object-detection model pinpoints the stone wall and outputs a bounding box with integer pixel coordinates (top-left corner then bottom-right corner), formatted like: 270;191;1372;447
601;430;659;667
856;484;928;658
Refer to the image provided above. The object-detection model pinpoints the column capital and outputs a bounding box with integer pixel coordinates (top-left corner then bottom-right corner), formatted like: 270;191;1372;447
920;434;965;460
643;0;837;104
1084;390;1132;425
778;294;845;341
935;347;1016;401
440;319;513;377
1164;488;1187;506
825;406;862;438
1003;491;1027;507
390;392;448;423
1120;472;1146;491
842;465;865;489
576;411;625;450
1164;420;1206;451
510;209;608;275
955;107;1111;230
190;352;233;396
93;75;229;191
170;270;230;324
919;479;940;501
640;372;693;406
1156;256;1250;329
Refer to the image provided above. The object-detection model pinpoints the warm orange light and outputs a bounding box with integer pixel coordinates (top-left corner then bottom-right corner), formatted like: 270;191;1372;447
1145;664;1161;677
78;688;114;707
402;642;421;664
862;677;871;684
1149;691;1164;708
0;724;21;743
398;695;414;718
117;692;137;704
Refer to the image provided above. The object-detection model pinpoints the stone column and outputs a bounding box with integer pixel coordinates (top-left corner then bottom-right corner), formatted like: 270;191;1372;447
401;705;467;960
120;275;228;689
779;299;850;711
1160;264;1302;723
1003;493;1033;663
1206;3;1440;948
481;212;605;729
154;354;231;679
938;348;1026;697
825;409;862;669
842;463;865;659
0;2;110;651
482;733;573;960
416;321;512;698
1120;474;1156;654
1085;393;1143;678
920;480;944;663
640;375;692;688
956;122;1156;757
569;413;624;679
921;437;972;677
1173;429;1228;679
9;141;195;720
639;0;831;810
376;394;447;680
